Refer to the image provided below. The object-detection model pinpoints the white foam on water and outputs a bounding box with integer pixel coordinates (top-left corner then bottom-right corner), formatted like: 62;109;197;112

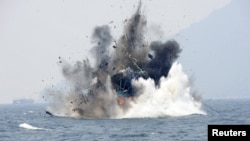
19;123;47;130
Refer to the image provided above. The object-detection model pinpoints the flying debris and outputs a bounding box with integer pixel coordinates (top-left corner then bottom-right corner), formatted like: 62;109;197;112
148;54;153;59
43;1;204;119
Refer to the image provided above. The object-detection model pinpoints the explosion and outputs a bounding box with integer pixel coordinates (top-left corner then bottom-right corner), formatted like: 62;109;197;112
43;2;206;119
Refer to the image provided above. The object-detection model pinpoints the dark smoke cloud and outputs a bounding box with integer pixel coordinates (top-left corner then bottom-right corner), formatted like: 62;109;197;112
44;2;182;118
147;40;181;85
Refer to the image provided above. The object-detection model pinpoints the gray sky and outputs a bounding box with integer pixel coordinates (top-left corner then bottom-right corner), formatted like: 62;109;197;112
0;0;249;104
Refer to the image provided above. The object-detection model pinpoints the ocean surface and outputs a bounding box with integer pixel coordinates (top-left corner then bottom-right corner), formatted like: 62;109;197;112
0;99;250;141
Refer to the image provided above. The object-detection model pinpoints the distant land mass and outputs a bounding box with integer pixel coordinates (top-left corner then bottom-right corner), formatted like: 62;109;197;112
12;98;34;104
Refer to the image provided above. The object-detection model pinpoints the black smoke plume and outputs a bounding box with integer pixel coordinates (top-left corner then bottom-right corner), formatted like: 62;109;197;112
44;3;182;118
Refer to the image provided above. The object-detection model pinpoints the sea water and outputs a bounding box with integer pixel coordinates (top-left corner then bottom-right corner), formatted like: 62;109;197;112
0;99;250;141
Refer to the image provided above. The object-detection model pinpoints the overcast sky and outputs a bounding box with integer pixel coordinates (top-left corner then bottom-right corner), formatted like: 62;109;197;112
0;0;249;104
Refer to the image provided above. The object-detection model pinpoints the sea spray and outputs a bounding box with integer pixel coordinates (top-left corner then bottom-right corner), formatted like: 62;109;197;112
123;62;206;118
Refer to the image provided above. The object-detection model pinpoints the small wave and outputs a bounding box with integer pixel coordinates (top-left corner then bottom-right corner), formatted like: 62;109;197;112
110;133;149;138
19;123;47;130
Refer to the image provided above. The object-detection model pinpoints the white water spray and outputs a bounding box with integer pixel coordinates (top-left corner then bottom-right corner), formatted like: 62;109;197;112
123;62;206;118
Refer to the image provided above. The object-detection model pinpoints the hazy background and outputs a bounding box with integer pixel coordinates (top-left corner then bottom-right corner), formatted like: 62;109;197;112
0;0;249;104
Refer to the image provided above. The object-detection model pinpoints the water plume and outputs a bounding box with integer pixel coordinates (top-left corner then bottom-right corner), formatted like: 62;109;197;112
43;2;205;119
